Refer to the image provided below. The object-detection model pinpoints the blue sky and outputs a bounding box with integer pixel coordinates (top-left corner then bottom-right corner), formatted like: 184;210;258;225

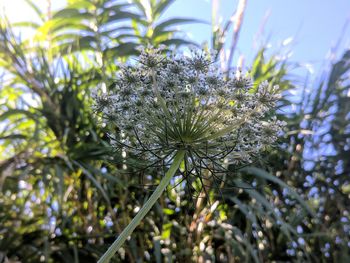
164;0;350;70
2;0;350;71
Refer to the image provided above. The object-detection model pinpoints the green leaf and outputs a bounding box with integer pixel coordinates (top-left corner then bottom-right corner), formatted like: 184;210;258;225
57;36;97;54
24;0;44;22
103;11;142;25
153;0;175;19
12;21;40;29
229;227;260;263
66;0;95;9
0;134;27;140
159;38;198;47
52;9;93;20
152;29;176;39
153;18;206;36
229;196;258;225
235;180;296;239
241;167;315;216
163;208;175;215
132;0;148;18
161;222;173;239
0;109;37;122
103;42;139;59
153;238;162;263
73;160;112;207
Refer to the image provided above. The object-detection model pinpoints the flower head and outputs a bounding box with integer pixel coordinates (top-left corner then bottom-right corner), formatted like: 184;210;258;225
95;46;285;173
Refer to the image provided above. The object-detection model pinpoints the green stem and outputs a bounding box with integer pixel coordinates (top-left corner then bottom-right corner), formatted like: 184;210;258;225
98;150;185;263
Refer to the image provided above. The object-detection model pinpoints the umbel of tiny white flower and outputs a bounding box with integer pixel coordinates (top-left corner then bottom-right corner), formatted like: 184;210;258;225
96;46;285;262
97;46;284;166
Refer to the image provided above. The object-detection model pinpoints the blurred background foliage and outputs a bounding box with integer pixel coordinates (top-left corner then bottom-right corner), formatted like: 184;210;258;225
0;0;349;262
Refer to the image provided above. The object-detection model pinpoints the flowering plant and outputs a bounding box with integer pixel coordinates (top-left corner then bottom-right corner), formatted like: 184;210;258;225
96;46;285;262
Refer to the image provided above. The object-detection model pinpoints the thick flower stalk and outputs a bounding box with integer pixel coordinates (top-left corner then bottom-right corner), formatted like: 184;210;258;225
95;46;285;262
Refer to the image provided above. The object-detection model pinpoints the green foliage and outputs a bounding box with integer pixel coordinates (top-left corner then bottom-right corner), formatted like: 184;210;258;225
1;1;200;261
0;0;349;262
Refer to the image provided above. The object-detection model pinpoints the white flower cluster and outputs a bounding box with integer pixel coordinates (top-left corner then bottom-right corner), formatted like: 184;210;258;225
95;46;285;167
